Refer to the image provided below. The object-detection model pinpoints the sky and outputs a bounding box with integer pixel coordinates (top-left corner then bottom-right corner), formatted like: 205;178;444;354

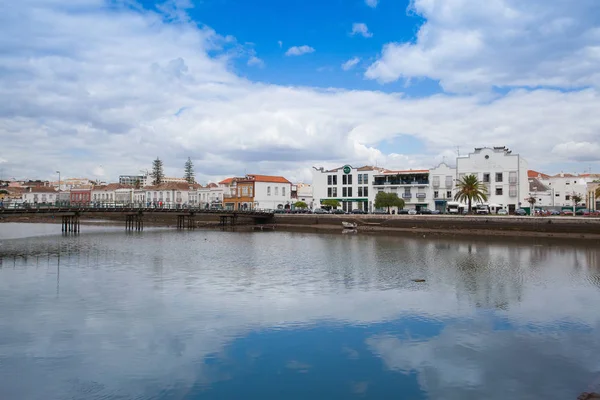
1;0;599;184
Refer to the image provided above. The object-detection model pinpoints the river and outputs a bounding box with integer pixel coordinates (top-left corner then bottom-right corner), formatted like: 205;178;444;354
1;223;599;399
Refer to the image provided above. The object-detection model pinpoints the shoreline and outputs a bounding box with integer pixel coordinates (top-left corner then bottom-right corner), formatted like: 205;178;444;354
2;214;600;240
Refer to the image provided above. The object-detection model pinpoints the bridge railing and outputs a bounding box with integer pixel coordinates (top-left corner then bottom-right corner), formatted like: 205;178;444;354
0;204;275;215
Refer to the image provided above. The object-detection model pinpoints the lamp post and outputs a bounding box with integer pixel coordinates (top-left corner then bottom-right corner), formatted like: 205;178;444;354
56;171;60;206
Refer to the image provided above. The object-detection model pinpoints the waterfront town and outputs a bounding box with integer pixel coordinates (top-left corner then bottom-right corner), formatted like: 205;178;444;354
1;146;599;215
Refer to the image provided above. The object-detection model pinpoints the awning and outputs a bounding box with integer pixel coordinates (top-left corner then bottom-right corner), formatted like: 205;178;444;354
321;198;368;202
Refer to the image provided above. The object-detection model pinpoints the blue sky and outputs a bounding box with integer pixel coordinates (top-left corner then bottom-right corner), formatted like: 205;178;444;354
0;0;599;182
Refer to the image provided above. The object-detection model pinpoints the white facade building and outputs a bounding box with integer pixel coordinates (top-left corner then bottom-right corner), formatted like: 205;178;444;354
22;186;58;204
528;171;600;208
312;165;385;212
249;175;292;210
456;147;528;213
429;162;457;212
372;168;431;212
144;183;201;207
294;183;313;208
198;183;225;208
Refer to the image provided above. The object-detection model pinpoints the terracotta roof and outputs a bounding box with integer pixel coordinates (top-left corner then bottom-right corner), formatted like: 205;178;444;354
246;174;292;184
93;183;134;191
25;186;57;193
219;178;234;185
553;173;576;178
527;170;550;179
207;183;218;188
144;182;201;191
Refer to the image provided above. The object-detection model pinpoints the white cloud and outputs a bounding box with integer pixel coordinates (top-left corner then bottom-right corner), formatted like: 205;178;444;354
365;0;378;8
247;56;264;68
350;23;373;38
551;141;600;162
341;57;360;71
0;0;599;184
365;0;600;92
285;45;315;56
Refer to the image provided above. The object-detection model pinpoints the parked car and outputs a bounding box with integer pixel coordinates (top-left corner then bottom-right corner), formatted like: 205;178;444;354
408;209;417;215
497;209;508;215
351;209;367;214
548;210;560;215
515;208;527;216
397;209;409;215
575;209;590;216
330;209;346;214
561;210;573;215
430;210;441;214
372;210;388;215
419;209;433;214
313;208;329;214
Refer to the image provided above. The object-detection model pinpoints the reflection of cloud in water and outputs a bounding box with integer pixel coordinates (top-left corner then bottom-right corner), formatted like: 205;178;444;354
367;320;600;399
1;230;600;398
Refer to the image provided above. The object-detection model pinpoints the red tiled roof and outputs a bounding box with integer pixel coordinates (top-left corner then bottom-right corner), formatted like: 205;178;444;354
144;182;201;191
246;174;292;184
93;183;134;191
207;183;218;188
219;178;234;185
527;170;550;179
26;186;57;193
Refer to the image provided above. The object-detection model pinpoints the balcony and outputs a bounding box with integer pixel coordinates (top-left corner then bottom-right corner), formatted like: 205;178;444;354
416;193;427;199
373;180;429;186
402;193;412;199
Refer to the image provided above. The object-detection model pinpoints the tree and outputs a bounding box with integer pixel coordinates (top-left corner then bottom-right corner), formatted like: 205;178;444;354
572;193;583;207
151;157;164;185
454;174;488;214
294;201;308;209
134;179;141;189
374;192;405;213
526;196;536;215
321;199;340;209
184;157;195;184
596;186;600;199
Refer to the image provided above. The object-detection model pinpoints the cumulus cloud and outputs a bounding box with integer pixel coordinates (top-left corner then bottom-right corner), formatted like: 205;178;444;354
350;23;373;38
0;0;599;183
247;56;264;68
285;45;315;56
365;0;600;92
341;57;360;71
551;141;600;162
365;0;378;8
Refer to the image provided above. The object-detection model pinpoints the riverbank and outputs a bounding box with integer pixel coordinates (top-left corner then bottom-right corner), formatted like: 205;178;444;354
2;213;600;240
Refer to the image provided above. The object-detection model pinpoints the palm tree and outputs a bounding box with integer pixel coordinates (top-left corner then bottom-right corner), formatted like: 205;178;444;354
454;174;488;214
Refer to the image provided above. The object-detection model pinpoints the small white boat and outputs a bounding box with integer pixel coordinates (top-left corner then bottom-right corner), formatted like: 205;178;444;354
342;221;358;229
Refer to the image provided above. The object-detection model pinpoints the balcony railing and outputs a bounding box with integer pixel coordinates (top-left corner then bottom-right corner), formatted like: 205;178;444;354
402;193;412;199
373;180;429;186
416;193;427;199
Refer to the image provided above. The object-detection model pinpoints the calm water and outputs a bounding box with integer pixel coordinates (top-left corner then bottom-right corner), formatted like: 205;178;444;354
1;223;599;400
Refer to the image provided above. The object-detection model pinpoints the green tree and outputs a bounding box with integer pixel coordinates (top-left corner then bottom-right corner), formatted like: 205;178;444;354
321;199;340;209
596;186;600;199
374;192;405;213
151;157;164;185
526;196;536;215
184;157;195;184
294;201;308;209
134;179;141;189
454;174;488;214
572;193;583;207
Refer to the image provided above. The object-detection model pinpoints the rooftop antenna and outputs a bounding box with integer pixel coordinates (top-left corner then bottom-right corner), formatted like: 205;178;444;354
456;146;460;156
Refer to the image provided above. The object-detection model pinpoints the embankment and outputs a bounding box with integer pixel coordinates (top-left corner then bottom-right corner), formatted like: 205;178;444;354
272;214;600;240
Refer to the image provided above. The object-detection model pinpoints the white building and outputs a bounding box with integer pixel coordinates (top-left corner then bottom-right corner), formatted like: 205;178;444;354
455;147;528;213
429;162;457;212
22;186;58;204
197;183;225;208
248;174;292;210
312;165;386;212
144;183;201;207
92;184;134;205
372;168;431;212
529;170;599;208
293;183;313;208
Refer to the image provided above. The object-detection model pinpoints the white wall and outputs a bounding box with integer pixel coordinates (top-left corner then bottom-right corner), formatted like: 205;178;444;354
23;191;57;203
311;166;382;211
456;147;527;211
428;162;457;210
537;175;590;207
254;181;292;209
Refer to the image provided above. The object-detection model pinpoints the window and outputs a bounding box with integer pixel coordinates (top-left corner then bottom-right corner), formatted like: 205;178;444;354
445;176;453;188
332;175;337;185
267;186;271;196
509;171;517;184
327;187;332;197
495;173;503;182
348;175;353;185
363;187;368;197
495;187;503;195
342;187;347;197
566;181;570;185
342;175;347;185
363;174;369;184
249;187;253;196
483;173;490;183
327;175;332;185
275;187;279;196
565;195;570;201
332;187;337;197
446;191;452;198
347;187;353;197
358;174;363;184
458;173;466;180
434;191;439;198
509;185;517;197
432;176;440;187
555;192;560;197
358;187;363;197
242;186;248;196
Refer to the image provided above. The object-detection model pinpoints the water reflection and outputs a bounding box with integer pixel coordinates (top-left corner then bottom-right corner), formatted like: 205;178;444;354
0;224;599;399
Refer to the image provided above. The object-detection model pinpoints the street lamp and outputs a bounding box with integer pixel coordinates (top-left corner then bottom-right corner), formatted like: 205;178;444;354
56;171;60;206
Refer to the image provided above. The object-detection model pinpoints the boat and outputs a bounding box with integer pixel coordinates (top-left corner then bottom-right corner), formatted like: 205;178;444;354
342;221;358;229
